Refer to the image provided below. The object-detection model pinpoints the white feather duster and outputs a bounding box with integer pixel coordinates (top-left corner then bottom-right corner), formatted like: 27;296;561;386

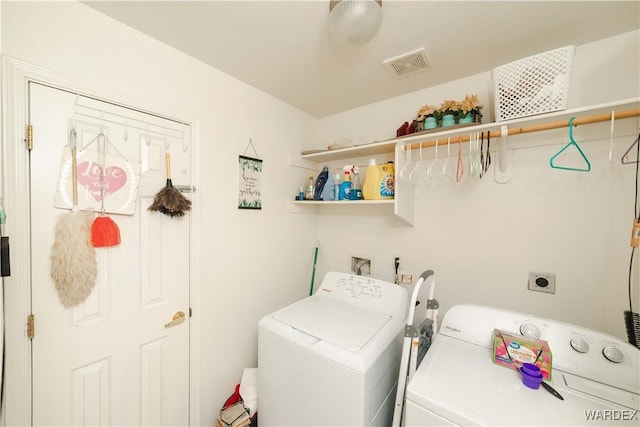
50;130;97;307
50;210;97;307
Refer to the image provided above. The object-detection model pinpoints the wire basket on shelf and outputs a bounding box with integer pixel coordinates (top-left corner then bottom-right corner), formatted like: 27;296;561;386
492;45;575;121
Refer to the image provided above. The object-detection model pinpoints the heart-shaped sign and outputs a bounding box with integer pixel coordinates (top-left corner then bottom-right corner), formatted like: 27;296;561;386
77;160;127;202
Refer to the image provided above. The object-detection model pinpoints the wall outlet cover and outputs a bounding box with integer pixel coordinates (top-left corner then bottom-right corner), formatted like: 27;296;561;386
528;272;556;294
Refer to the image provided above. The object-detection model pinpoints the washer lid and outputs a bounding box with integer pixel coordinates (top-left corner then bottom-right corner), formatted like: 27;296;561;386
273;297;391;352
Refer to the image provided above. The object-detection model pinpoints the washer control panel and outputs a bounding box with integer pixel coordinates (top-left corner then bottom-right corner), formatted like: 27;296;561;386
316;271;407;317
334;274;384;299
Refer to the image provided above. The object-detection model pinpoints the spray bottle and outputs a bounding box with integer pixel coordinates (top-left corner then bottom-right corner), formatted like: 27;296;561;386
338;166;352;200
350;165;362;200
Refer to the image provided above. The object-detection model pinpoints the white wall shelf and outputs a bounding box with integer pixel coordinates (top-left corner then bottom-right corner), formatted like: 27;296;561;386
294;98;640;226
291;199;394;205
302;98;640;162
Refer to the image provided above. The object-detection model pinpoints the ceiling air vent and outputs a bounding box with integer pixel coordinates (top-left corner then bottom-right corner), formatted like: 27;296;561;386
383;48;432;78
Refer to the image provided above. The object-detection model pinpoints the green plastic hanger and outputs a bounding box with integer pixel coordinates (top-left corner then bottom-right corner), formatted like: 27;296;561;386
549;117;591;172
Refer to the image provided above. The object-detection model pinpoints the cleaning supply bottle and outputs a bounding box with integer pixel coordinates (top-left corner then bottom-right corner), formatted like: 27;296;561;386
350;166;362;200
338;169;351;200
321;171;335;201
333;172;341;201
363;160;395;200
305;175;315;200
314;166;329;200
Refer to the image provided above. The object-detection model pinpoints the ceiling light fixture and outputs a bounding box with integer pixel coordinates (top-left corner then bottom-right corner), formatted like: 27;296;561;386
328;0;382;46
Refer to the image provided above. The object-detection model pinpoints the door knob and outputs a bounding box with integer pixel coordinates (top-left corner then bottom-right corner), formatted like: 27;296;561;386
164;311;185;328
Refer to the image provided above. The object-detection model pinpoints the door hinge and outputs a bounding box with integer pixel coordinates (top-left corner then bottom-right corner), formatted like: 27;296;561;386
26;124;33;151
189;307;192;318
27;314;35;339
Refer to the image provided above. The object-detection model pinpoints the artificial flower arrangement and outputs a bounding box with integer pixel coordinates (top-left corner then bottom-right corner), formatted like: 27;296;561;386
458;94;483;120
417;104;436;119
439;95;483;123
400;95;483;136
438;99;460;117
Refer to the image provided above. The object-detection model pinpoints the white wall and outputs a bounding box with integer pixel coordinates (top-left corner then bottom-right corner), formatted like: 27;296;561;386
3;1;639;423
1;1;319;424
314;30;640;341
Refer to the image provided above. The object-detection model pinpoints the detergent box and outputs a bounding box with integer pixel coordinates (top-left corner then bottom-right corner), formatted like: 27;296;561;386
492;329;553;380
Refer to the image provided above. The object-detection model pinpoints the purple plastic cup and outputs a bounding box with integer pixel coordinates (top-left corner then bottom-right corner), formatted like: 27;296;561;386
521;363;541;376
520;363;543;389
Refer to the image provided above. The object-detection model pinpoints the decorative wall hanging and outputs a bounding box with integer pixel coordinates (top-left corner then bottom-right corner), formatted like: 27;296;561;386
54;134;141;215
238;139;262;210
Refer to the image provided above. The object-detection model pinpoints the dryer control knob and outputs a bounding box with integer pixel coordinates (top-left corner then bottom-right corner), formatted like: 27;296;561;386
520;323;541;340
602;346;624;363
351;284;363;296
570;337;589;353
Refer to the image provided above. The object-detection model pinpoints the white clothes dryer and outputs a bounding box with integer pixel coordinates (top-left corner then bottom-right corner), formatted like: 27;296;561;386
403;304;640;426
258;272;408;427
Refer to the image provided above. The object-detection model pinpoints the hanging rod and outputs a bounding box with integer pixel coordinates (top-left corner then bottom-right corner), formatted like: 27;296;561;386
30;81;190;126
403;108;640;151
74;111;185;140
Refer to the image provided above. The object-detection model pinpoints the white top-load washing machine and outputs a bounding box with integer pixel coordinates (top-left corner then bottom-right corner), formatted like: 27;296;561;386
403;304;640;426
258;272;408;426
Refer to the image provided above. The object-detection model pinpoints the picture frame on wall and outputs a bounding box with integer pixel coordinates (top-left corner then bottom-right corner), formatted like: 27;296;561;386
238;154;262;209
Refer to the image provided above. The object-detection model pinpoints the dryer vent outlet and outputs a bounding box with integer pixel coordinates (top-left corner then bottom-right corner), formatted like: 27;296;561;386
351;257;371;277
528;272;556;294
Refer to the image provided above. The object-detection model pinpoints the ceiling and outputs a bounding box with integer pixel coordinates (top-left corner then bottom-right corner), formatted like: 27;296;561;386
84;1;639;118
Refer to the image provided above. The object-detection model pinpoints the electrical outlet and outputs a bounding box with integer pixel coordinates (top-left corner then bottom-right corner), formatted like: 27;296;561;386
351;256;371;277
398;273;413;284
528;272;556;294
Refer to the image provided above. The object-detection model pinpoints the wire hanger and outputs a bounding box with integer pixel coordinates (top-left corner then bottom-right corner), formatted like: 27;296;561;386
398;144;413;181
426;139;439;183
621;133;640;165
409;142;427;185
480;132;485;178
549;117;591;172
441;137;454;181
484;130;492;173
456;136;464;183
608;111;615;163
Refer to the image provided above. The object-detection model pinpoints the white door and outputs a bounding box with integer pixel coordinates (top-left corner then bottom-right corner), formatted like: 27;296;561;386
29;82;192;426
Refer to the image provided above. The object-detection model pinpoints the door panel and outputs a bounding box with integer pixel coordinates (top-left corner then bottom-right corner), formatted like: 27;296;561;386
29;83;191;426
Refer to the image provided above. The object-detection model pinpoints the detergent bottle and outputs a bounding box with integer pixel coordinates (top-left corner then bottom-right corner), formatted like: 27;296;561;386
338;168;351;200
363;160;395;200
